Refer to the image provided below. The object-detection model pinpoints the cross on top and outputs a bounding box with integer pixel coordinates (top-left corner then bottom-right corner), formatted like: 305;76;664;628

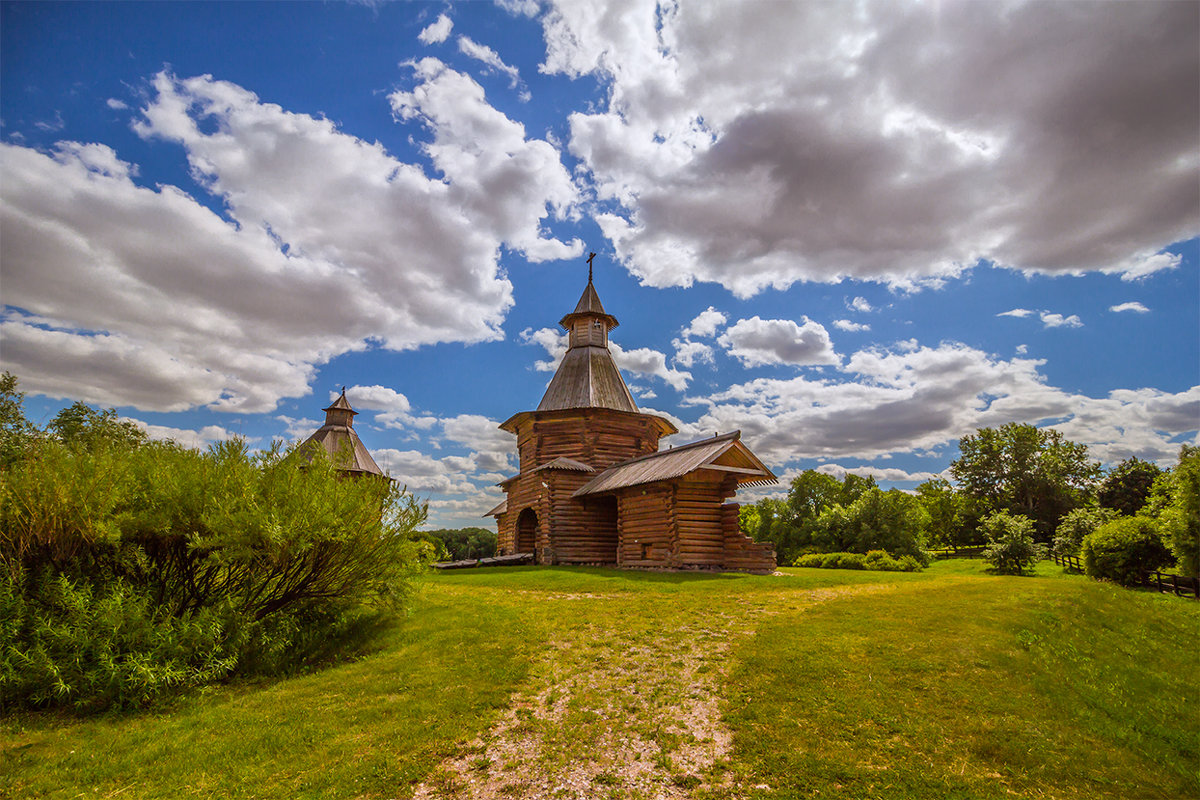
587;251;596;283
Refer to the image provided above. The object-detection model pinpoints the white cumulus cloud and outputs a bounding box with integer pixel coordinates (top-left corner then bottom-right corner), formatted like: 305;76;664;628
717;317;839;368
539;0;1198;294
1;66;580;413
418;13;453;44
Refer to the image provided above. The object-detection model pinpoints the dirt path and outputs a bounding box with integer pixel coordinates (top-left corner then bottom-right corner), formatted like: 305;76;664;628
412;582;896;799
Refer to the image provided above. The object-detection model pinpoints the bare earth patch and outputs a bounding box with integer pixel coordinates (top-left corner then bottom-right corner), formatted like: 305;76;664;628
412;581;897;800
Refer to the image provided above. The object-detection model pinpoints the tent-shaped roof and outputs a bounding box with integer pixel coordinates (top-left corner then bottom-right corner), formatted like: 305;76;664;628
573;431;775;496
297;390;384;476
559;280;617;329
537;276;637;413
537;345;639;413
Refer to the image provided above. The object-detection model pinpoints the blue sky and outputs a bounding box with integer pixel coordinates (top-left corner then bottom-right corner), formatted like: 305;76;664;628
2;0;1197;529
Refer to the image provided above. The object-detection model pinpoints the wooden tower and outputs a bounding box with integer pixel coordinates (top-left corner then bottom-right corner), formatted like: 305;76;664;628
489;262;777;572
296;390;385;478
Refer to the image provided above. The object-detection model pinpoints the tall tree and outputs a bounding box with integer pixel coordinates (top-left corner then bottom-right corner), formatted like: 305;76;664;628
0;372;38;466
47;402;148;452
1159;445;1199;579
916;477;978;550
1097;457;1163;516
950;423;1100;542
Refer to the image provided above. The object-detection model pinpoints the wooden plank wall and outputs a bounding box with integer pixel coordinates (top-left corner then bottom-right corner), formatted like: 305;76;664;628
616;485;677;566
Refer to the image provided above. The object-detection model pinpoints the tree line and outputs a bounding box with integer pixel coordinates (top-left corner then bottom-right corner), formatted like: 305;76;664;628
743;422;1198;581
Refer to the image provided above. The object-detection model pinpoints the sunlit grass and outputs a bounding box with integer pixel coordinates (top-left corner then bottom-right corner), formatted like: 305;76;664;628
3;560;1196;799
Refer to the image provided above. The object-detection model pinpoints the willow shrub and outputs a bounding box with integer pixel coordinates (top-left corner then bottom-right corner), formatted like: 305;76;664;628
1;438;431;712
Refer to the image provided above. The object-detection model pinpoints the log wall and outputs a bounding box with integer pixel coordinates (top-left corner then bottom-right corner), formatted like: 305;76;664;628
721;502;777;572
514;409;663;474
616;484;677;566
496;471;549;559
670;474;736;567
546;470;618;563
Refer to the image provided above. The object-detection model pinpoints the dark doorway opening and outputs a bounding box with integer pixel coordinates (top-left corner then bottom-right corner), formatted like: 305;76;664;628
516;507;538;553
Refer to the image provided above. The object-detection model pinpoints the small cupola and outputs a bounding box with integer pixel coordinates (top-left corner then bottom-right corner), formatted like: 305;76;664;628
323;388;358;429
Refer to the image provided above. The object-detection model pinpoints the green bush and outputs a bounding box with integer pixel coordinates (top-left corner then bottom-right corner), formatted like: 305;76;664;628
0;569;239;712
1082;516;1173;587
1052;507;1118;558
807;488;931;566
1159;445;1199;579
0;403;433;712
792;550;922;572
982;512;1045;575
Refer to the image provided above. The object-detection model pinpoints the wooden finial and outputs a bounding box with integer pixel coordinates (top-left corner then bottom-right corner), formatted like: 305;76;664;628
587;251;596;283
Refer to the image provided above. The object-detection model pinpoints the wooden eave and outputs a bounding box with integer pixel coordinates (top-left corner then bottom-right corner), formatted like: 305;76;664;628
497;455;598;489
499;407;677;437
573;431;776;497
484;498;508;517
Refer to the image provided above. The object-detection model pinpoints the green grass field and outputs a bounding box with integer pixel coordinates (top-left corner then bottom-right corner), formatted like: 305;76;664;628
2;560;1196;799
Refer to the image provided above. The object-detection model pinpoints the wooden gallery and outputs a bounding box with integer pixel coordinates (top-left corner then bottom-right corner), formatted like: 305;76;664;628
486;269;778;573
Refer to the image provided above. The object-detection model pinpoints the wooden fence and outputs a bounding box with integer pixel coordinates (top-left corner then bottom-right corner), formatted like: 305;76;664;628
1051;552;1198;599
1051;552;1084;573
929;546;986;560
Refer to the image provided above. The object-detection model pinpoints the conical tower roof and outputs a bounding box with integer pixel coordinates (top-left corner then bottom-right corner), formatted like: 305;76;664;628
298;389;384;476
537;270;637;413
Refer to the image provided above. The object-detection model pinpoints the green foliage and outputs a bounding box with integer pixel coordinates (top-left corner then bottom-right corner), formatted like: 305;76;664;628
748;471;879;564
1097;457;1163;516
46;401;149;452
792;549;923;572
424;527;498;561
951;423;1101;542
0;569;239;712
737;504;761;539
1052;506;1118;558
1157;445;1199;579
0;379;432;712
981;511;1045;575
0;372;39;467
1082;516;1173;587
808;488;931;565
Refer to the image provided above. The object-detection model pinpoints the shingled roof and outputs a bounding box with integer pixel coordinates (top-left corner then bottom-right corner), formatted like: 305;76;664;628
537;277;638;413
296;390;384;476
573;431;776;496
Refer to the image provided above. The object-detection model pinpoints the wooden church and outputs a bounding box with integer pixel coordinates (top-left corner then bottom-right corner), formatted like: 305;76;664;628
488;262;777;573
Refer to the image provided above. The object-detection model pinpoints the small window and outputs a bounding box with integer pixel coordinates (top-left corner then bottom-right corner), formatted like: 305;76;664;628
641;543;652;560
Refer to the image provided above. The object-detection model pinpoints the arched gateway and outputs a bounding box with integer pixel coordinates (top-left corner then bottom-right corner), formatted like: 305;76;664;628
485;258;778;573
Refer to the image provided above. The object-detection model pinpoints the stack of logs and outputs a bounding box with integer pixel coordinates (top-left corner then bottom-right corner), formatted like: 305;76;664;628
721;502;776;573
